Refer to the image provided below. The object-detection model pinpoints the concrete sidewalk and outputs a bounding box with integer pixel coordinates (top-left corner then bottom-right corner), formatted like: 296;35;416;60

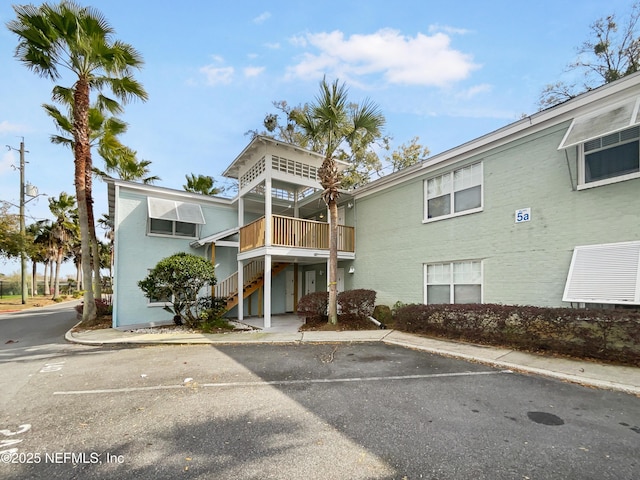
66;325;640;396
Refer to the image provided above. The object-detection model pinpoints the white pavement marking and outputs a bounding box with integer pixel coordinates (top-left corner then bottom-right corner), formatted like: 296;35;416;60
53;370;512;396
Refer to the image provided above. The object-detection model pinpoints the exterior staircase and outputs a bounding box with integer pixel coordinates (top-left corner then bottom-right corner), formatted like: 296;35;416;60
215;259;289;310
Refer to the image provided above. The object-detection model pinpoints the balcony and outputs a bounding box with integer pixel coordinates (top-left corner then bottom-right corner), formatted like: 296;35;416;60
240;215;355;253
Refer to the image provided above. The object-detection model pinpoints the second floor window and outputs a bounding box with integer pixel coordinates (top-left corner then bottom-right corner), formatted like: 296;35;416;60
425;162;482;221
149;218;197;237
582;125;640;186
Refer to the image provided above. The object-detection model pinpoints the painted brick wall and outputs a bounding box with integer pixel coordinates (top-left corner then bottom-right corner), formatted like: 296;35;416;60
113;189;237;327
353;122;640;308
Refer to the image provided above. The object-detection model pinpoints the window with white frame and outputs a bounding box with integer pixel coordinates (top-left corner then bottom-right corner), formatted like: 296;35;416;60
425;162;482;221
149;218;198;237
425;260;482;304
147;197;205;238
581;125;640;186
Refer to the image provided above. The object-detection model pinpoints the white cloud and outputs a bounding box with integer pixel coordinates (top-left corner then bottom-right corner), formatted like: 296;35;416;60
199;56;234;85
428;24;472;36
289;35;308;48
287;28;480;87
253;12;271;24
0;120;24;134
264;42;281;50
456;83;492;100
244;66;265;77
0;150;15;176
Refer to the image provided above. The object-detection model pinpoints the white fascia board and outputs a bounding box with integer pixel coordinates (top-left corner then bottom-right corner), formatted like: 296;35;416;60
106;177;234;207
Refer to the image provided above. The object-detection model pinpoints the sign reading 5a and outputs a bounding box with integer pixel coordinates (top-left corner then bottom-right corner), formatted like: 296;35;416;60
515;208;531;223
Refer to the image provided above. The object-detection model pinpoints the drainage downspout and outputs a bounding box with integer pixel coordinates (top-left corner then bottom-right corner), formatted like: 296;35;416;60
368;316;386;329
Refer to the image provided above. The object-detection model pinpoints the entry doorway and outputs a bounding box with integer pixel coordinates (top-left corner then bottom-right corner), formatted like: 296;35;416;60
285;269;303;312
305;270;316;295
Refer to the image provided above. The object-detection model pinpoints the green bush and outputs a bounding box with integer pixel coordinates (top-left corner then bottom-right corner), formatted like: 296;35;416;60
197;296;228;322
138;252;217;328
373;305;392;324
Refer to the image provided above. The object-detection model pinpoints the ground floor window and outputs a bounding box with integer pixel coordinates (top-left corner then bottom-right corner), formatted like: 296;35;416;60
424;260;482;304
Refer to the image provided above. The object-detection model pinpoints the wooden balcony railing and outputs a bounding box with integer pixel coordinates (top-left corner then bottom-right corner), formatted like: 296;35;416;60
239;215;355;253
239;217;266;252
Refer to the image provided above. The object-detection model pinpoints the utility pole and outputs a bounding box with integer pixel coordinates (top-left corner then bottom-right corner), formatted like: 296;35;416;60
7;139;29;304
18;140;27;305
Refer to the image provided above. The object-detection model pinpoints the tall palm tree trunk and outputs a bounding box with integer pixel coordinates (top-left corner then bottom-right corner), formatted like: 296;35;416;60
53;252;62;299
31;261;37;297
327;199;339;324
86;152;102;300
73;78;97;321
44;261;50;296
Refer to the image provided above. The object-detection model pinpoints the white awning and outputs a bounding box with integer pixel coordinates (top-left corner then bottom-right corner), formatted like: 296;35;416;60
563;241;640;304
189;227;239;247
147;197;206;224
558;97;640;150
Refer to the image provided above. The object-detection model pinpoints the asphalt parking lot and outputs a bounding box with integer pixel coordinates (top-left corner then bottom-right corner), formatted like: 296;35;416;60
2;342;639;479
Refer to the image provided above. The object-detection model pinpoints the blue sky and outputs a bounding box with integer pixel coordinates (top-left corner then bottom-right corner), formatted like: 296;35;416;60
0;0;636;275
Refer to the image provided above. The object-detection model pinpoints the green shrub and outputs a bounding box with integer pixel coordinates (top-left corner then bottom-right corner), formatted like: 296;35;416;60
373;305;392;324
197;296;228;322
138;252;217;328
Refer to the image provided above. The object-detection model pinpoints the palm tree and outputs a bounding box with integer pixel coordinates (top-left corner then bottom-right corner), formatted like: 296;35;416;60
183;173;224;196
36;222;56;296
8;1;147;321
295;78;385;324
95;144;160;184
44;99;130;300
97;213;114;285
26;220;51;296
48;193;78;299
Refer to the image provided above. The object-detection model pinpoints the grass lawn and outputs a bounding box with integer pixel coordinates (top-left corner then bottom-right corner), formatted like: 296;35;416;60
0;295;75;312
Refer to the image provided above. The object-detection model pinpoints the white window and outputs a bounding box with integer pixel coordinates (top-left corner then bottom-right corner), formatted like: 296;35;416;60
425;163;482;221
147;197;205;238
557;97;640;189
149;218;197;237
424;260;482;304
580;126;640;187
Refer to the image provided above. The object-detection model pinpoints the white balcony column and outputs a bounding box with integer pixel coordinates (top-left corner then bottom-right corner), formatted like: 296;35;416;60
264;254;272;328
237;196;244;321
264;177;272;246
237;259;244;321
238;195;244;227
293;187;300;218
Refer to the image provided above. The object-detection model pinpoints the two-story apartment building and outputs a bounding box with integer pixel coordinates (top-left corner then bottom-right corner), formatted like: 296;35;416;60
107;71;640;329
107;137;356;329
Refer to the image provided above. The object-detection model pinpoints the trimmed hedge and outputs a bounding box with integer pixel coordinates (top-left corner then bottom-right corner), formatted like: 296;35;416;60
296;291;329;322
337;289;376;322
393;303;640;366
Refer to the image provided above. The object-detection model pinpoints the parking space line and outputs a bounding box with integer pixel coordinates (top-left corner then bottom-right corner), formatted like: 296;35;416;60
53;370;512;396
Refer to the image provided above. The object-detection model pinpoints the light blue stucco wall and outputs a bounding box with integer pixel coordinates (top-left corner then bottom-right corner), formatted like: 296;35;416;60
352;122;640;308
113;188;238;327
